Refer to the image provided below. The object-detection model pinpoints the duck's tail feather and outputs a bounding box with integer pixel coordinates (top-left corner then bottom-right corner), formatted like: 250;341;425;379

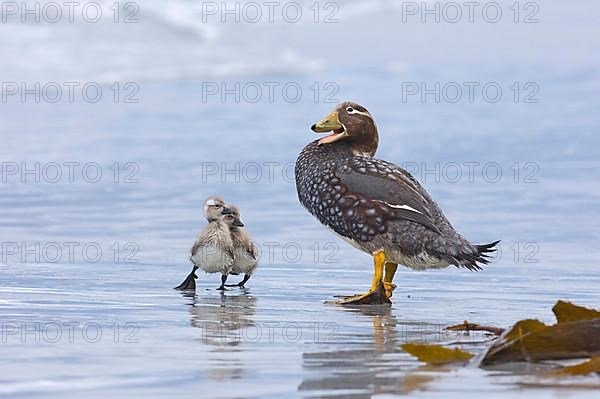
462;240;500;271
441;240;500;271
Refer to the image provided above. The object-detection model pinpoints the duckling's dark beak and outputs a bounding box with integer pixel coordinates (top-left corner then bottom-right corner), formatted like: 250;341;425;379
311;111;347;144
233;218;244;227
221;207;234;215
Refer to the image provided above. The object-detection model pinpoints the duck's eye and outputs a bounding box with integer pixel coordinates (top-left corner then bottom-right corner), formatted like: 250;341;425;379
346;107;354;113
214;204;221;208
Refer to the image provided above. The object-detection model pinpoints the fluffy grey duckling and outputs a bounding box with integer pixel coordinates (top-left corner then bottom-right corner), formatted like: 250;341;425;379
174;196;235;291
223;205;258;288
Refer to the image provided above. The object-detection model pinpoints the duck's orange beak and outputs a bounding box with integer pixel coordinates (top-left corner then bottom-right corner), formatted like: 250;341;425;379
311;111;347;145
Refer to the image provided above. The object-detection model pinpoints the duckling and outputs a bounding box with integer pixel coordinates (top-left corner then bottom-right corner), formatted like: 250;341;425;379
223;205;258;288
174;196;234;291
295;102;499;305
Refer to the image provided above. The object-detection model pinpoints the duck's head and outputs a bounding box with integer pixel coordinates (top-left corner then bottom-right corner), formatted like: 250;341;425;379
203;196;228;222
311;101;378;156
222;204;245;228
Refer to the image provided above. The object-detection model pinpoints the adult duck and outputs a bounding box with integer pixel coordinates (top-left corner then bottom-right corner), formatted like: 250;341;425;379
295;102;499;305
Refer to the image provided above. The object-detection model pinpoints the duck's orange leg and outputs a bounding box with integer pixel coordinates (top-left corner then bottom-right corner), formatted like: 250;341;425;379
383;262;398;298
332;251;392;305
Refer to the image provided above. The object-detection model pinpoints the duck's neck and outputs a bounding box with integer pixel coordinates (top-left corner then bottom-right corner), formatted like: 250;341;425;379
316;140;353;160
346;129;378;157
301;139;377;162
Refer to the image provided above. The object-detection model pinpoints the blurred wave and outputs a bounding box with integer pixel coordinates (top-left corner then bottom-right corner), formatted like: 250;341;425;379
2;0;599;83
0;0;333;82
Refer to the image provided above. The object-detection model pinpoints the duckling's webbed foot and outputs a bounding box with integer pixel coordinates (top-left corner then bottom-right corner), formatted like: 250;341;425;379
174;266;199;291
217;274;228;290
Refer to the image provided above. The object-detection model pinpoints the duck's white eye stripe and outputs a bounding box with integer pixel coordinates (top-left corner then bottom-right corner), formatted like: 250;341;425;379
384;202;422;214
347;108;372;118
206;199;216;206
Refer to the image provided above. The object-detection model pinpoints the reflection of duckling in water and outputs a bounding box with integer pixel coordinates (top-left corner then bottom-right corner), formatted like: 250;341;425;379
188;292;257;346
223;205;258;288
185;292;258;382
175;196;236;291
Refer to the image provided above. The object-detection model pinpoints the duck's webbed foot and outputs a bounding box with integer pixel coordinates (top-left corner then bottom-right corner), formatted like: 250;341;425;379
382;281;397;299
330;252;394;305
216;274;228;290
174;266;199;291
332;281;391;305
225;274;251;288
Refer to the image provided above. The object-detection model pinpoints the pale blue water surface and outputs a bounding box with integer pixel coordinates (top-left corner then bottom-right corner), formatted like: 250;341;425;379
1;1;599;398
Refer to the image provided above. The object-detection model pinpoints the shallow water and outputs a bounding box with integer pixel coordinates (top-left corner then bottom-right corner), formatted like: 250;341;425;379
1;1;600;397
1;76;599;398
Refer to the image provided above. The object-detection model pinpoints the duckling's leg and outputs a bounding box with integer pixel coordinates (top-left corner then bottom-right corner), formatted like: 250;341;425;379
237;274;251;288
332;251;391;305
217;274;228;290
225;273;251;288
383;262;398;298
174;266;199;291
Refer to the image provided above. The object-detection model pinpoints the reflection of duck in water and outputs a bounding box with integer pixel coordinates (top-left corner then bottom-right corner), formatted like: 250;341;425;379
298;307;446;398
299;307;399;398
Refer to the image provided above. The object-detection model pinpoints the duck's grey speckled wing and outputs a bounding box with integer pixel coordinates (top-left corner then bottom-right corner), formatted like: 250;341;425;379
334;157;442;235
340;158;432;214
